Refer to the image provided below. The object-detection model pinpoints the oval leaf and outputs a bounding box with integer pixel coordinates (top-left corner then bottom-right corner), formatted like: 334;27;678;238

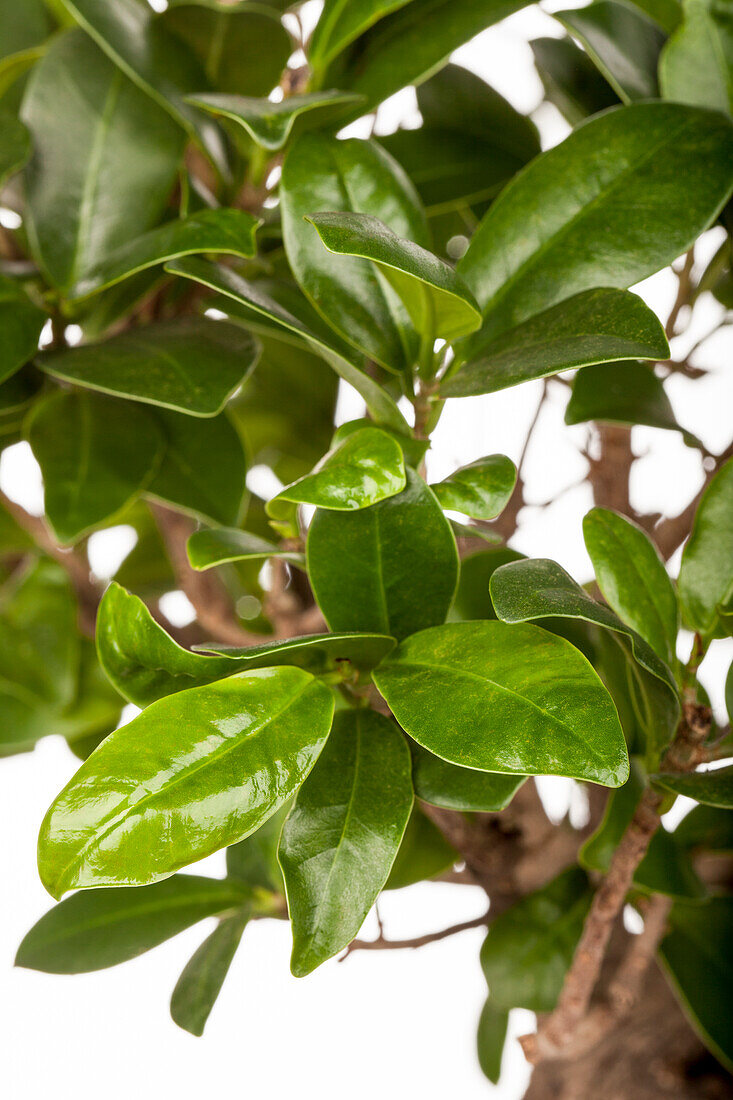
411;742;525;813
431;455;516;521
678;457;733;635
187;90;364;152
653;766;733;808
555;1;664;103
170;911;249;1037
188;526;305;571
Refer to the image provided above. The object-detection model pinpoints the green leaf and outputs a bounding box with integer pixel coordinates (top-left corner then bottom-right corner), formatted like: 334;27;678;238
39;317;259;417
322;0;531;114
450;548;525;622
331;417;428;472
556;1;664;103
307;468;459;640
653;766;733;807
374;621;629;787
583;508;679;666
444;288;669;396
0;109;31;188
458;103;733;343
268;426;406;518
167;257;410;433
380;64;540;215
69;209;259;300
146;408;247;526
565;359;701;447
26;391;164;544
226;801;291;892
659;896;733;1071
411;742;525;813
384;806;456;889
678;457;733;635
309;0;413;73
480;867;593;1012
21;29;184;293
279;709;413;975
96;582;246;707
162;1;290;98
58;0;228;172
170;910;248;1037
188;527;305;571
16;875;248;973
624;0;682;32
580;759;704;898
660;0;733;114
675;804;733;851
0;276;46;385
38;667;335;898
194;633;397;674
188;90;364;152
477;1000;508;1085
0;0;54;106
530;36;619;125
305;212;482;342
431;455;516;521
281;134;429;372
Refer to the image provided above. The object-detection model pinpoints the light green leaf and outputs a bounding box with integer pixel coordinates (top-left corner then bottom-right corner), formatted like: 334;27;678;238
26;391;164;544
444;288;669;396
431;455;516;521
458;103;733;343
477;1000;508;1085
584;507;679;666
307;468;459;640
188;90;364;151
480;867;593;1012
279;709;413;975
653;766;733;807
308;0;413;73
411;742;525;812
678;457;733;635
70;209;259;300
193;633;397;674
39;669;335;899
39;317;260;417
306;212;482;342
21;29;184;293
188;527;305;571
374;621;629;787
660;0;733;114
0;109;31;188
170;910;249;1037
556;1;664;103
531;36;619;126
16;875;248;973
0;275;46;385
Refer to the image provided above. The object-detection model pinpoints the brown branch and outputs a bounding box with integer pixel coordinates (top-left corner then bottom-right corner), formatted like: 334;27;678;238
605;894;672;1016
587;425;634;515
665;248;695;339
340;910;490;959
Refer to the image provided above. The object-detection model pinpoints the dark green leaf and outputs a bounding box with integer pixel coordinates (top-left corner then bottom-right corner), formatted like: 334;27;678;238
675;804;733;851
0;109;31;188
170;911;248;1037
653;766;733;807
0;275;46;385
188;527;305;571
678;457;733;635
458;103;733;343
374;621;629;786
279;709;413;975
308;0;413;73
450;547;525;622
38;667;335;897
583;507;679;666
39;317;259;417
26;391;164;544
21;29;184;293
16;875;248;973
660;0;733;114
659;897;733;1071
444;288;669;396
411;742;525;812
431;455;516;520
226;800;291;892
307;468;459;640
384;806;456;889
188;90;364;151
477;1000;508;1085
281;134;428;372
624;0;681;33
194;633;397;674
480;867;593;1012
530;36;619;125
556;1;664;103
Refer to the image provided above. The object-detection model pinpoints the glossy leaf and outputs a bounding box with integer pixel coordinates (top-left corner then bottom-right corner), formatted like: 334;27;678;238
38;667;335;898
279;709;413;975
411;742;525;813
584;508;679;666
188;91;364;151
39;318;259;417
659;897;733;1071
480;867;594;1012
458;103;733;342
16;875;248;973
306;212;482;342
384;806;456;889
660;0;733;114
530;36;619;125
555;1;664;103
22;29;184;293
0;109;31;188
188;527;305;571
268;427;405;518
70;209;259;300
146;408;247;526
565;359;701;447
431;455;516;521
653;766;733;807
170;911;248;1037
477;1000;508;1085
307;468;459;640
331;417;429;472
678;457;733;635
374;621;629;787
0;276;46;385
167;257;409;433
281;134;428;371
444;288;669;396
26;391;164;544
194;633;397;674
309;0;413;72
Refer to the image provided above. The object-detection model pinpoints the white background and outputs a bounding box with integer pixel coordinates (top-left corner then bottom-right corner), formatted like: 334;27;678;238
0;2;731;1097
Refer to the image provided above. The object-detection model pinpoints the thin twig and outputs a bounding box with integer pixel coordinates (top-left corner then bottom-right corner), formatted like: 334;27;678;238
339;910;489;959
665;248;695;339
